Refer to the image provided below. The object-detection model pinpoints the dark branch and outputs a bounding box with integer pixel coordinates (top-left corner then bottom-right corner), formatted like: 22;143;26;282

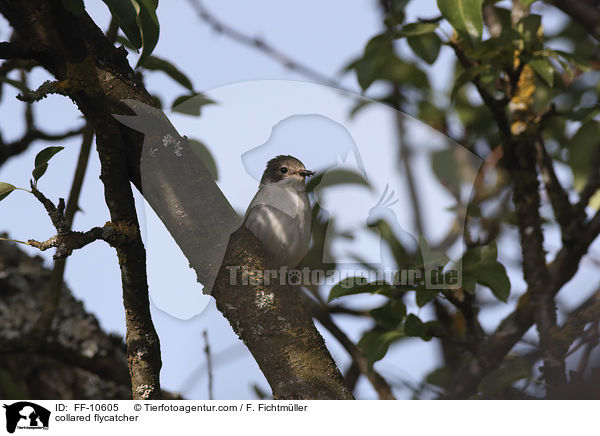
533;136;575;240
0;125;86;166
213;228;354;399
546;0;600;41
28;183;132;259
0;41;35;60
17;79;70;102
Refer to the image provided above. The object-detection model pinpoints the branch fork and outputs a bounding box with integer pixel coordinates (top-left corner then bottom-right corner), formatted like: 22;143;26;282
28;182;135;259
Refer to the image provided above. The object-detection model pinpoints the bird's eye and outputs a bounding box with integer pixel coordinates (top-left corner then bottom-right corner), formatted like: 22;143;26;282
280;167;288;174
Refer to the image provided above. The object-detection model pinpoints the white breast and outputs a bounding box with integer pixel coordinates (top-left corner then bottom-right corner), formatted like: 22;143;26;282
243;180;311;267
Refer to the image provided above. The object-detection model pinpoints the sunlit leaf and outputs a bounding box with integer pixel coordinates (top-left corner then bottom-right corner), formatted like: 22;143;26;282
528;56;555;87
437;0;484;46
395;22;439;38
0;183;16;202
133;0;160;68
102;0;142;49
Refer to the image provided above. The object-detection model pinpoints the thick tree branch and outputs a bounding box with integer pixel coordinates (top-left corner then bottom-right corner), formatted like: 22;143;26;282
506;134;565;392
213;228;354;399
0;0;355;399
445;25;579;396
28;182;131;258
0;0;162;399
0;41;35;60
27;126;94;342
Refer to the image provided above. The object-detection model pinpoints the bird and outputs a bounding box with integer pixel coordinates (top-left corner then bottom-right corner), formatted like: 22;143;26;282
243;155;315;267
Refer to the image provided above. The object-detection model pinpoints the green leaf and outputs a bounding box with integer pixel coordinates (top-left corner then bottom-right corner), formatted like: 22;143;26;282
32;164;49;183
348;99;374;118
328;277;395;302
437;0;484;46
370;301;407;330
142;56;194;90
306;169;370;193
426;367;448;388
461;243;511;301
0;182;16;202
171;93;216;116
352;34;429;91
32;146;64;182
451;64;490;101
478;357;533;395
358;329;404;367
115;35;139;51
61;0;85;15
432;148;461;197
188;139;218;180
415;285;437;308
521;0;537;5
403;313;424;336
407;33;442;65
568;121;600;210
569;105;600;123
395;22;439;38
518;14;542;46
528;56;555;87
551;49;591;73
102;0;142;49
133;0;160;68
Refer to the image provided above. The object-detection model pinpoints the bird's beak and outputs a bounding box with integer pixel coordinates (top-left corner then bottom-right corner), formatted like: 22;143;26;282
299;169;315;177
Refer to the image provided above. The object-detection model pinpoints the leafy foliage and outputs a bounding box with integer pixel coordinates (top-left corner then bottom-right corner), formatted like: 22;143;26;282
32;146;64;184
0;182;16;202
101;0;160;67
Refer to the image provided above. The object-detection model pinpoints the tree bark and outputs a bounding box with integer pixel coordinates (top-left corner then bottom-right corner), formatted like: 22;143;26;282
0;0;353;399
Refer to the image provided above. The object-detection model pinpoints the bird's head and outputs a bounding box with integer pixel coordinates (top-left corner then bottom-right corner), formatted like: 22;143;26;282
260;155;315;185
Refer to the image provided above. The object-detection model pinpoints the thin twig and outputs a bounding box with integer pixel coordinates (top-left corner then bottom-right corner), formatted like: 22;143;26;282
29;125;94;341
202;330;214;400
0;125;86;166
186;0;341;89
